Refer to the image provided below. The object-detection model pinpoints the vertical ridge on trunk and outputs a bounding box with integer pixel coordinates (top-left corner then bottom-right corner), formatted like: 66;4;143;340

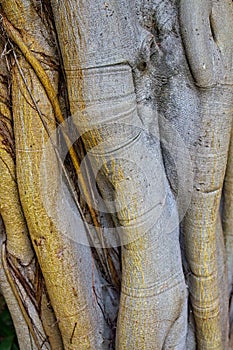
51;1;188;348
179;1;233;348
0;1;102;348
0;33;63;349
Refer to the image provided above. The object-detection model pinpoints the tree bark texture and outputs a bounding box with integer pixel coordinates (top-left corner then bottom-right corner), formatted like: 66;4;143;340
0;1;232;349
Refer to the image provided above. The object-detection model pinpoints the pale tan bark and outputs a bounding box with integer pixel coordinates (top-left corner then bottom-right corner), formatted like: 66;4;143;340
0;33;64;349
0;1;232;349
0;1;102;348
223;130;233;292
179;1;233;348
51;2;188;349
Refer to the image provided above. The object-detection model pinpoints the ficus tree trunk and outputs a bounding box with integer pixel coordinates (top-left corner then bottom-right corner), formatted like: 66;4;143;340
0;1;232;350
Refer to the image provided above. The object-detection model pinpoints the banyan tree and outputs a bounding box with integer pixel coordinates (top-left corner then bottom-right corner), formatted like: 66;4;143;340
0;1;233;349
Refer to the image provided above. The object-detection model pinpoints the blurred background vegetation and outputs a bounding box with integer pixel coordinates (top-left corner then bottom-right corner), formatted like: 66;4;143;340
0;294;19;350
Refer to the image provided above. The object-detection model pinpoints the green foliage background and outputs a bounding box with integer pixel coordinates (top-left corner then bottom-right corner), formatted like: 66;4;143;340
0;295;19;350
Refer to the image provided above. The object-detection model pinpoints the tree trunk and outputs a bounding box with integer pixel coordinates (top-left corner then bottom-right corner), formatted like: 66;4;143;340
0;1;232;349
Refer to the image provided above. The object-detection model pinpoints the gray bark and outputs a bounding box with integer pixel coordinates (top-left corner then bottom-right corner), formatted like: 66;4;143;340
0;0;232;349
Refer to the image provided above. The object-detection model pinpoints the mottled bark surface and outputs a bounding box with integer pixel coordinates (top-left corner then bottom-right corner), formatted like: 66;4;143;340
0;1;232;349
